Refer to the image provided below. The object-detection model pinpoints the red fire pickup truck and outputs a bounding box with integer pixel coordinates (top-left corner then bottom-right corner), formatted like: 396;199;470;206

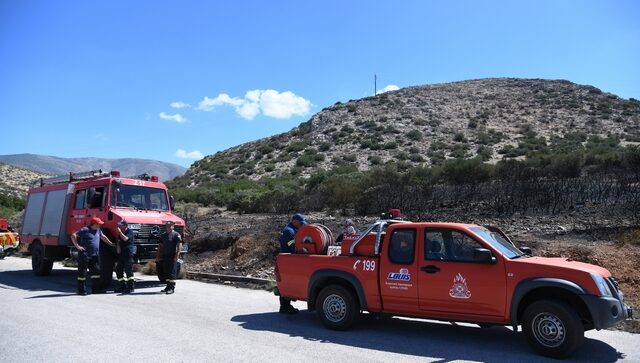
275;216;632;359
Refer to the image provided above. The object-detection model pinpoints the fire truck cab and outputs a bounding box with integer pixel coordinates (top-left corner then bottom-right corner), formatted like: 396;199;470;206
20;170;186;277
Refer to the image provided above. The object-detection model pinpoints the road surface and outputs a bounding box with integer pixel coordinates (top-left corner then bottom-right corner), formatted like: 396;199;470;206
0;256;638;362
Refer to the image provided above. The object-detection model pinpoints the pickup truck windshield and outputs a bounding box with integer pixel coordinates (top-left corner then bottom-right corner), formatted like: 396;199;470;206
470;226;524;259
111;185;169;211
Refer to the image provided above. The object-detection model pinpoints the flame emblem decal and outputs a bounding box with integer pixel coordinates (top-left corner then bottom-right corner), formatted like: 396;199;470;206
449;273;472;299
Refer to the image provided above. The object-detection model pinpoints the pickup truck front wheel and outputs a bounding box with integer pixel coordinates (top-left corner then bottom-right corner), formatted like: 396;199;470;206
316;285;359;330
522;299;583;359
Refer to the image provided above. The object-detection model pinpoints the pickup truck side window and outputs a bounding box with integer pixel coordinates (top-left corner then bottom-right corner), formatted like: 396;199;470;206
74;190;87;209
425;229;484;263
388;228;416;264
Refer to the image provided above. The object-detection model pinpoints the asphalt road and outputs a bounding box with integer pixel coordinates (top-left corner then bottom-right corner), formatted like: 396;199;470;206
0;256;638;363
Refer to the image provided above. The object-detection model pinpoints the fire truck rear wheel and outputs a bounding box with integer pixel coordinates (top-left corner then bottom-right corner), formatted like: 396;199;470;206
316;284;359;331
31;242;53;276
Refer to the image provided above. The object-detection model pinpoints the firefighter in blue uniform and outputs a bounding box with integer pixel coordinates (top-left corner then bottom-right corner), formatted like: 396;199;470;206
115;220;136;293
70;217;115;295
157;221;182;294
277;213;306;314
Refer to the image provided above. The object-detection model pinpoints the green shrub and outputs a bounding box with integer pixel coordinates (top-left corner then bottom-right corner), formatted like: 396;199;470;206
453;132;467;142
407;129;423;141
318;142;331;152
383;141;398;150
368;155;382;165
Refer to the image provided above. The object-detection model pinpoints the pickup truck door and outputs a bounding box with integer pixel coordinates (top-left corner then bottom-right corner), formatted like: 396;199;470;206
378;227;419;314
418;227;507;317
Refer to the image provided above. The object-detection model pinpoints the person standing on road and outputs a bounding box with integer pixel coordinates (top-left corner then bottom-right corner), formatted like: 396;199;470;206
277;213;307;314
70;217;115;295
157;221;182;295
114;220;136;294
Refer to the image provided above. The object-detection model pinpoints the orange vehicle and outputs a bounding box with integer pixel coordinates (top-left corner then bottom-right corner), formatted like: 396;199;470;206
275;213;633;359
20;170;186;279
0;217;19;258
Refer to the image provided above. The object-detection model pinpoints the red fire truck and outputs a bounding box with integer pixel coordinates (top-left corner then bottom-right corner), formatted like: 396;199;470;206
20;170;186;279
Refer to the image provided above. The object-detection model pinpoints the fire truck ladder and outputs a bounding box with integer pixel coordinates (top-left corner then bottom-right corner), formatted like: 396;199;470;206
35;169;109;187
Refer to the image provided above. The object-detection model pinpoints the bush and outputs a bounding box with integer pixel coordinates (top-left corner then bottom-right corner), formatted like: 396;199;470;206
453;132;467;142
368;155;382;165
296;154;317;167
383;141;398;150
318;142;331;152
406;129;423;141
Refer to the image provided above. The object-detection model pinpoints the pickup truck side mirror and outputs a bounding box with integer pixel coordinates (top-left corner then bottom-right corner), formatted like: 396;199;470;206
520;246;532;255
474;248;497;264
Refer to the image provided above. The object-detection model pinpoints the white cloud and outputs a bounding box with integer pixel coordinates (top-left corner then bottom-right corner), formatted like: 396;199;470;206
196;93;243;111
378;84;400;94
170;101;190;109
159;112;188;123
196;89;311;120
175;149;204;160
260;90;311;119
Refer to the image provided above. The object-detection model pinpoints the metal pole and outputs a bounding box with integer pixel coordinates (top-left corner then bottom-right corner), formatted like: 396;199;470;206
374;74;377;96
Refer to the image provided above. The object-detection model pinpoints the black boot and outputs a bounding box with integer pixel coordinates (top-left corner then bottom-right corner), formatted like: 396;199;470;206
78;281;87;296
127;279;135;293
165;281;175;295
115;281;126;293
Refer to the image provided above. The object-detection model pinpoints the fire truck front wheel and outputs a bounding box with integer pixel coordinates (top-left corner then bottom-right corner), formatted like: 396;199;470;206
31;242;53;276
316;284;359;331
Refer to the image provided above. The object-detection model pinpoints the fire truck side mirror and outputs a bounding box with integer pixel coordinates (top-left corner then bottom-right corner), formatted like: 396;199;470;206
170;195;175;210
113;180;122;191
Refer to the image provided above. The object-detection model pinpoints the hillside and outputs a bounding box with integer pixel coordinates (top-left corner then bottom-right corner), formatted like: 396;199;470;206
180;78;640;184
0;154;187;182
0;163;49;198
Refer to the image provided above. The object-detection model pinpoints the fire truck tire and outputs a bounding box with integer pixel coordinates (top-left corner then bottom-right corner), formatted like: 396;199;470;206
32;242;53;276
316;284;359;330
522;299;583;359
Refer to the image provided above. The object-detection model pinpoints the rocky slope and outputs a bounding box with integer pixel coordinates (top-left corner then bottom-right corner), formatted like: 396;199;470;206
0;163;49;198
0;154;186;182
180;78;640;185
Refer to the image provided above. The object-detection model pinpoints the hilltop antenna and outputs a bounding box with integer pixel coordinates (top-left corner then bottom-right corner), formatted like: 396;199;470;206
374;74;377;96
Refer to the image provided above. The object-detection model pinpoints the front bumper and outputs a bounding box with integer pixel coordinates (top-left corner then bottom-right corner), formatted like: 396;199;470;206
581;294;632;330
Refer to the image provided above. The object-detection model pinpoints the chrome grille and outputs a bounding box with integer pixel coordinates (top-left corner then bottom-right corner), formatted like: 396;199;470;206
133;224;184;242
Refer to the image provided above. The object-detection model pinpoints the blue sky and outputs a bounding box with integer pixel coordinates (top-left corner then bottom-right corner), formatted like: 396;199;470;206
1;0;638;167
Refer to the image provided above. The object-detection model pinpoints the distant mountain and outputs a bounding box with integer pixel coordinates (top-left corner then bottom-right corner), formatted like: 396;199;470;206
0;154;187;182
177;78;640;185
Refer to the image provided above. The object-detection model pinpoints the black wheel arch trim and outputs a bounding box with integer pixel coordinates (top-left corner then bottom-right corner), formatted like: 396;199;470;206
510;278;587;327
308;269;368;311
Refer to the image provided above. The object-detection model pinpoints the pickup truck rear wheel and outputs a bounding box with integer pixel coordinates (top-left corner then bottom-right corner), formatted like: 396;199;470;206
522;299;583;359
32;242;54;276
316;285;359;330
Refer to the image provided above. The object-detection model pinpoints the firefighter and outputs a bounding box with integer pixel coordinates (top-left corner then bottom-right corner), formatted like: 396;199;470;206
157;221;182;294
70;217;115;295
114;220;136;293
277;213;306;314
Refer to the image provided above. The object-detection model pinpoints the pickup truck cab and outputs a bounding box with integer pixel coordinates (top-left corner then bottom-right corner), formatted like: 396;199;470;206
275;218;633;359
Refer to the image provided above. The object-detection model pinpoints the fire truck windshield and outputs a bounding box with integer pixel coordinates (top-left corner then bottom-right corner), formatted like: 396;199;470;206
110;184;169;211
